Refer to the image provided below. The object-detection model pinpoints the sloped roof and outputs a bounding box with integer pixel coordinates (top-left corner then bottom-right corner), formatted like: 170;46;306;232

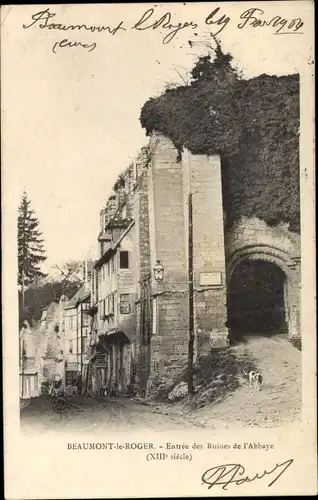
95;220;135;269
64;285;90;310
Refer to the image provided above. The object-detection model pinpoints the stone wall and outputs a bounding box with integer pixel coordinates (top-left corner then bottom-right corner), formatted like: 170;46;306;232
147;132;189;374
144;133;231;381
151;293;189;372
183;150;229;349
149;132;187;284
99;132;301;394
225;217;300;267
225;217;301;337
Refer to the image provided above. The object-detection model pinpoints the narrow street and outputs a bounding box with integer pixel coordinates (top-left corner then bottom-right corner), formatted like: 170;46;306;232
20;396;198;436
20;335;301;434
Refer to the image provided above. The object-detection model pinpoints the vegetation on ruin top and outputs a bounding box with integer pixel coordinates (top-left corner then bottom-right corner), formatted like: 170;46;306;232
140;41;300;233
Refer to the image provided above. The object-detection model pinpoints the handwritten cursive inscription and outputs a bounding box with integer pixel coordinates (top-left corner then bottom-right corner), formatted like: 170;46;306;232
205;7;231;36
22;6;305;55
23;7;125;53
238;8;303;34
201;459;294;490
52;39;96;54
23;8;126;35
132;8;197;44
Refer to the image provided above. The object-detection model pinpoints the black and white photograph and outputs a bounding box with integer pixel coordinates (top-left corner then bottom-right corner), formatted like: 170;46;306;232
2;2;316;498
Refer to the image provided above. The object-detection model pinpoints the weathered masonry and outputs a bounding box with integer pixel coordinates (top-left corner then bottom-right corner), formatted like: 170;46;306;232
137;131;301;393
89;131;301;396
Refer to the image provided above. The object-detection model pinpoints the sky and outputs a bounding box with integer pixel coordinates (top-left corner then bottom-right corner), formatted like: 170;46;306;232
2;2;312;275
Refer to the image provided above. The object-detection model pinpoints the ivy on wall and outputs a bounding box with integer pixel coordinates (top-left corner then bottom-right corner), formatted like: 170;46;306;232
140;43;300;233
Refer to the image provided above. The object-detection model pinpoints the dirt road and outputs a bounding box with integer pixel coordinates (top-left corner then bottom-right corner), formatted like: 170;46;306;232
21;335;301;434
20;396;199;436
181;334;301;429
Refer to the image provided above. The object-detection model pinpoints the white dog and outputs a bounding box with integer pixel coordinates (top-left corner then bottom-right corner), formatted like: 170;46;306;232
243;370;263;391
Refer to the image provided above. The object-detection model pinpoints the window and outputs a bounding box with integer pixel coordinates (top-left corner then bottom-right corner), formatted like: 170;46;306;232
95;270;99;301
106;296;110;314
111;293;115;313
120;251;129;269
120;294;131;314
83;313;89;326
81;336;86;353
108;294;114;314
69;340;73;354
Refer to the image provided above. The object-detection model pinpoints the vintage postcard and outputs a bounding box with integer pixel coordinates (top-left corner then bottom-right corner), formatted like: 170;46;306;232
2;2;316;498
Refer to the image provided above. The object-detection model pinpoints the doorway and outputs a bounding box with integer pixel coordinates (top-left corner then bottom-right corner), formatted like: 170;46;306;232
227;259;288;339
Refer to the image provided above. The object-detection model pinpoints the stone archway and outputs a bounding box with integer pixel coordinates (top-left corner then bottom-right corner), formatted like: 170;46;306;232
226;245;300;339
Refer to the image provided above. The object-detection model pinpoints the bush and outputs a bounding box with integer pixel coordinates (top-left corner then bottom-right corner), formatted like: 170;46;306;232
140;42;300;233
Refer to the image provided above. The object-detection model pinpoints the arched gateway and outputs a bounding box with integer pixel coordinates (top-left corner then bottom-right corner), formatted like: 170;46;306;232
226;244;300;340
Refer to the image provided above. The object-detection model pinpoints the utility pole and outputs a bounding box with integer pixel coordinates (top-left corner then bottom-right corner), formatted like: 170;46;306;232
188;192;194;406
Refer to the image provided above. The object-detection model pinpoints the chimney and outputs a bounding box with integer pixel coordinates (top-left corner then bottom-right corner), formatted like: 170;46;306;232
125;166;134;219
107;196;117;220
100;209;106;233
84;260;92;293
116;187;126;211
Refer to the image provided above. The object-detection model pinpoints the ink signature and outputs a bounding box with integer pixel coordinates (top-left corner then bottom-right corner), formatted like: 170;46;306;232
201;459;294;490
238;8;304;34
22;5;304;55
22;7;125;53
132;8;197;44
22;7;126;36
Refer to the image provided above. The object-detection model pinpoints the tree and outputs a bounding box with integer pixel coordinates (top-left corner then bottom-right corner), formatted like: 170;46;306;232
53;260;83;293
18;191;47;307
18;280;80;327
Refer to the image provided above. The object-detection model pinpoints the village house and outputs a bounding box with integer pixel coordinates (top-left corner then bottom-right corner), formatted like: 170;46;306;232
20;294;67;398
38;295;67;390
85;166;139;397
63;280;91;392
85;129;301;398
19;320;42;399
74;95;303;404
134;132;300;396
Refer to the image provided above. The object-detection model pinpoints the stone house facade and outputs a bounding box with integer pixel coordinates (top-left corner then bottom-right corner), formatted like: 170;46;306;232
85;131;301;397
19;295;68;397
85;165;140;396
19;320;42;398
64;284;91;388
39;295;67;388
